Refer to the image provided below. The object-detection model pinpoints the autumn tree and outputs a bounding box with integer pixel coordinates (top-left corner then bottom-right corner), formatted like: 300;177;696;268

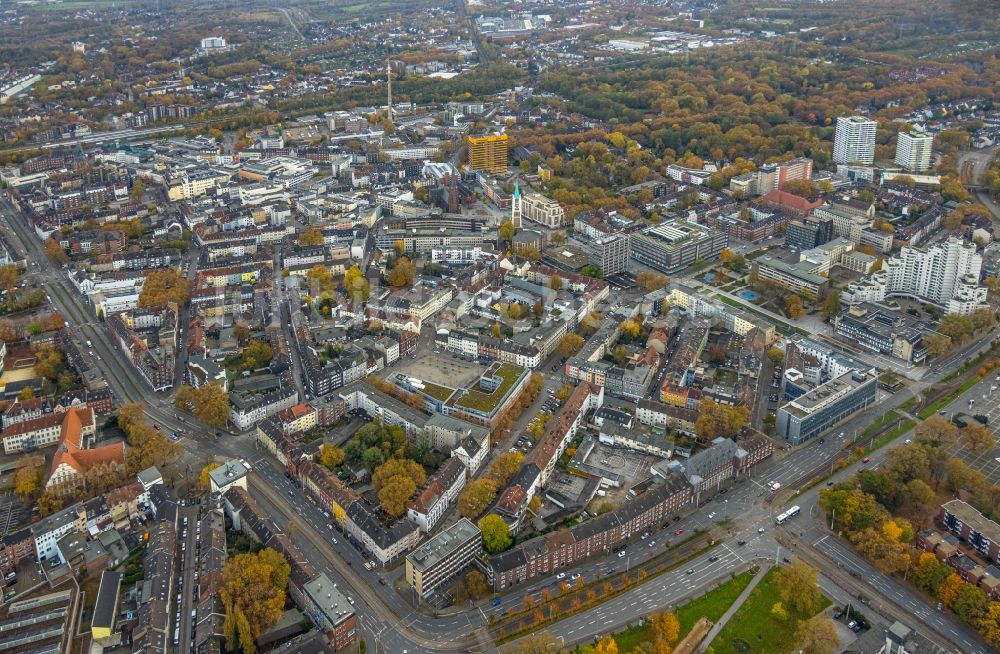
486;451;523;486
233;323;251;344
13;455;44;502
344;265;370;302
795;615;839;654
594;636;618;654
938;573;965;608
221;548;290;654
694;398;750;441
174;382;230;428
915;415;959;447
0;265;18;292
649;610;680;652
775;558;821;615
786;295;804;320
44;239;68;264
372;458;425;518
636;271;669;292
556;333;585;358
317;444;345;470
306;264;334;293
198;463;220;490
388;257;417;288
550;274;563;291
298;228;325;246
822;291;842;320
498;220;516;243
138;269;191;309
130;178;145;201
923;333;953;358
458;479;498;519
479;514;513;554
961;422;995;454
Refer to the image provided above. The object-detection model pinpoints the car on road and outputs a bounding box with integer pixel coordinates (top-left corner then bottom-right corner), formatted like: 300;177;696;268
737;540;746;546
153;424;160;430
556;572;566;580
570;573;581;581
648;541;656;548
491;598;502;607
862;456;871;463
685;569;694;575
641;532;649;540
708;556;719;562
169;434;179;441
618;551;626;558
675;529;684;535
758;527;766;533
707;512;716;519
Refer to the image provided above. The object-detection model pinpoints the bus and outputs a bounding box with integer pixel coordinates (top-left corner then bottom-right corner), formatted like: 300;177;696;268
775;506;801;525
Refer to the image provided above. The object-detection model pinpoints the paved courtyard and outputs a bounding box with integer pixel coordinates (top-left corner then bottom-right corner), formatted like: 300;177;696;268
394;354;483;390
583;442;657;487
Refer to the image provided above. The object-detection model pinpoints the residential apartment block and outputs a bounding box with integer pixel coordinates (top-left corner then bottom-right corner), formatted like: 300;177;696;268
833;116;877;165
405;518;482;599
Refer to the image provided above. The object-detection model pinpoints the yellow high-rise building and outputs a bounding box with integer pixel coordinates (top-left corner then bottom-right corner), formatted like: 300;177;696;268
467;134;508;174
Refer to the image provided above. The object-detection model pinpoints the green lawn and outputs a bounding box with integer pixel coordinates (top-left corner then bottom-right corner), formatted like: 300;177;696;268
453;363;525;413
710;568;831;654
595;571;755;653
420;381;455;402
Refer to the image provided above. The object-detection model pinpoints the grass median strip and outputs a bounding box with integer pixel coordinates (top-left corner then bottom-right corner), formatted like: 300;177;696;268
601;570;756;653
492;534;722;644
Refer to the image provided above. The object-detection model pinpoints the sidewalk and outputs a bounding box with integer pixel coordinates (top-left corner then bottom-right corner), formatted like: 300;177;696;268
695;564;771;654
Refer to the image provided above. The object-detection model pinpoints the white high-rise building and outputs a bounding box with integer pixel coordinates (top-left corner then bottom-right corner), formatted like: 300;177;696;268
894;131;933;172
200;36;226;50
842;237;988;315
833;116;877;166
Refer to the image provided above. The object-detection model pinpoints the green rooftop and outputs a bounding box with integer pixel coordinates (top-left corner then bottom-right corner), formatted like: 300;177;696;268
452;363;526;415
421;381;456;402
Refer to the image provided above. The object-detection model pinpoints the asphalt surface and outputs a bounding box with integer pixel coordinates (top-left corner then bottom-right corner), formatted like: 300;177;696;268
4;194;999;652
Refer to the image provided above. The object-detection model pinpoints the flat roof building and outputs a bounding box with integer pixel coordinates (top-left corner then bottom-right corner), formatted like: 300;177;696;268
630;220;728;274
405;518;482;599
776;369;876;444
91;570;122;641
468;134;508;175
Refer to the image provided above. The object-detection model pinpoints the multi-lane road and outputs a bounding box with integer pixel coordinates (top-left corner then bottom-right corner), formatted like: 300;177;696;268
2;194;998;652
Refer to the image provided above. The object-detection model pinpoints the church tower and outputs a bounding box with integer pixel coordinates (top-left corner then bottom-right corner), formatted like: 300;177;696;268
511;182;522;228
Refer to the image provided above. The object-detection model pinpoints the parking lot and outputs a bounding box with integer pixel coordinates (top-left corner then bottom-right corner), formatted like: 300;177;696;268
947;383;1000;485
394;353;483;390
0;492;29;536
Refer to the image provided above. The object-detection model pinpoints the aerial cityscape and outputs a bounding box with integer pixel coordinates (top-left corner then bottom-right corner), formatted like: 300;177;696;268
0;0;1000;653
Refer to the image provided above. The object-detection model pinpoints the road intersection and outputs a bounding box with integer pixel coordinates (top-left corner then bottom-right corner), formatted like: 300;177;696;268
3;191;999;652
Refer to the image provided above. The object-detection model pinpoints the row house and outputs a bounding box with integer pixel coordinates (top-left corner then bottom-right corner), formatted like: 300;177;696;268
524;382;604;488
406;457;467;533
60;230;126;255
940;500;1000;562
229;384;299;431
222;487;358;650
918;528;1000;600
488;473;693;590
297;460;420;565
